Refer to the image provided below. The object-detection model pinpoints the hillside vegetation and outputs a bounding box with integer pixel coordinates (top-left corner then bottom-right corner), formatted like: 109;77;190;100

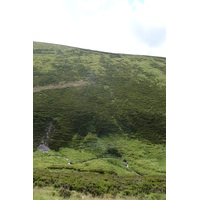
33;42;166;199
33;42;165;150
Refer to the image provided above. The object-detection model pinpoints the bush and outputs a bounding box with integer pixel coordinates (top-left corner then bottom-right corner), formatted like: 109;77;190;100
59;188;71;198
107;147;121;157
34;180;45;187
83;132;98;145
53;182;60;188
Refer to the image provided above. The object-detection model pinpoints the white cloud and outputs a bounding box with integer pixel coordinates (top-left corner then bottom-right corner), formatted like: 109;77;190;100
32;0;166;57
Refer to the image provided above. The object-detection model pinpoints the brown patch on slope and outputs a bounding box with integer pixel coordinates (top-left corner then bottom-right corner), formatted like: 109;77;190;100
33;80;88;93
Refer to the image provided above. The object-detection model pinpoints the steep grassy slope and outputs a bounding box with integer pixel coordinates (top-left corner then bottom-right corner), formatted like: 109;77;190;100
33;42;166;199
33;42;166;151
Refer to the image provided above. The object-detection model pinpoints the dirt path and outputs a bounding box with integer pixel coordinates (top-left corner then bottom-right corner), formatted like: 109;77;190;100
33;80;88;93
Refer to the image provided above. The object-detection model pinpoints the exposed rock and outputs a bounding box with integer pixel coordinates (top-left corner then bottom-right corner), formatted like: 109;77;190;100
37;142;50;152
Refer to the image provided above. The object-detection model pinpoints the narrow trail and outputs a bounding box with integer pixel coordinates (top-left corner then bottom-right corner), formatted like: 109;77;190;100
33;80;88;93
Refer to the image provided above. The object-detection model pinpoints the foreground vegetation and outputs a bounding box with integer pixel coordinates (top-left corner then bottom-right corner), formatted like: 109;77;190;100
33;42;166;198
33;135;166;199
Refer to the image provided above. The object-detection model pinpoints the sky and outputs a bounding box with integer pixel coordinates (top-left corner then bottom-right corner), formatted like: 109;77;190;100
34;0;166;57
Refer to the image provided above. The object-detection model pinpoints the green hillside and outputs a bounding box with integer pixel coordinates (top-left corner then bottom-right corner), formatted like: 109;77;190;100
33;42;166;199
33;42;165;150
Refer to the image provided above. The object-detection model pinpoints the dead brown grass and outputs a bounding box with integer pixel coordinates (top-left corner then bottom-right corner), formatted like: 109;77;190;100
33;81;88;93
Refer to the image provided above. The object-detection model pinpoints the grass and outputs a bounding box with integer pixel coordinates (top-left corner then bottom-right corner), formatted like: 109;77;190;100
33;42;166;198
34;135;165;176
33;186;147;200
34;135;166;198
33;42;166;150
33;187;64;200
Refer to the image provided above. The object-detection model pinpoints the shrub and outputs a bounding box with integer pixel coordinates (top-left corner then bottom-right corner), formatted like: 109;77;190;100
83;132;98;145
34;180;45;187
59;188;71;198
107;147;121;157
53;182;60;188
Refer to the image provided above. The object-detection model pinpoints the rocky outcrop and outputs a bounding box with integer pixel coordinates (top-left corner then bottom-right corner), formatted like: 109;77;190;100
37;141;50;152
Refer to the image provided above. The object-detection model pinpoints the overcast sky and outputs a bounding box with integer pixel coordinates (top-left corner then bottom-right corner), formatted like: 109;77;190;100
33;0;166;57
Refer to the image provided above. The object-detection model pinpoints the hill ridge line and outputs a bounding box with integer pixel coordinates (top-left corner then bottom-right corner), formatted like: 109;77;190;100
33;41;166;58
